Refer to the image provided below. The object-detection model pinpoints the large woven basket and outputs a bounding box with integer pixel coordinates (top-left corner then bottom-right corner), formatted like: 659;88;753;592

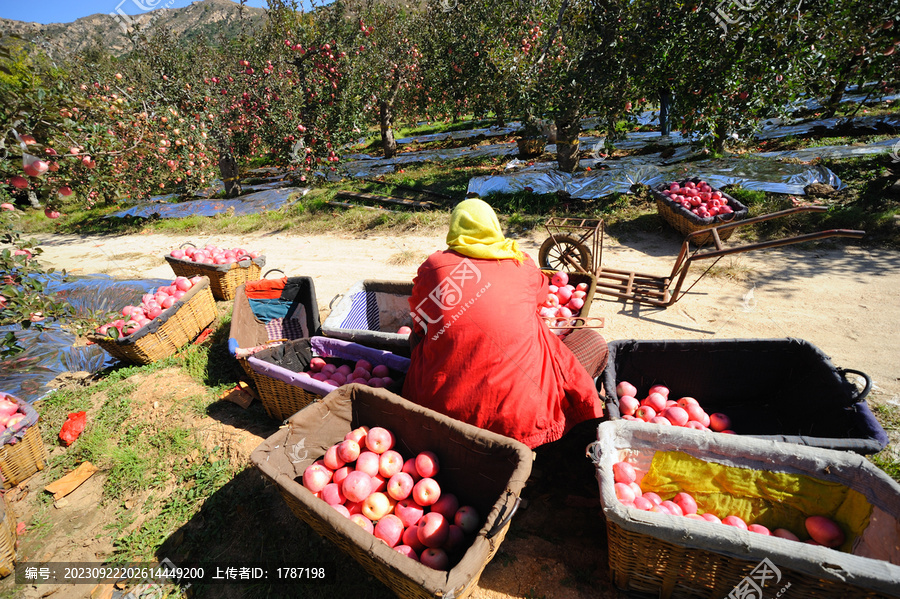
87;277;217;365
653;178;748;246
228;276;321;380
247;336;410;421
590;420;900;599
165;254;265;301
600;337;887;454
321;280;415;358
250;385;533;599
0;495;16;577
0;424;47;490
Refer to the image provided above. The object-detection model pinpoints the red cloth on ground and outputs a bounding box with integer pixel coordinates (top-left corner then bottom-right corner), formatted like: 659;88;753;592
244;276;287;299
401;250;602;449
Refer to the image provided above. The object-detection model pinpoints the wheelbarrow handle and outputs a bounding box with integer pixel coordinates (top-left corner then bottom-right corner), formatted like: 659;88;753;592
263;268;285;278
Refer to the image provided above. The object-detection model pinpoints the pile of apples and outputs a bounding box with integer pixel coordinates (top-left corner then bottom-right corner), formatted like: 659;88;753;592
299;357;398;389
0;395;27;434
612;461;847;548
302;426;481;570
94;276;203;338
538;271;590;336
616;381;734;433
659;179;735;219
168;245;262;266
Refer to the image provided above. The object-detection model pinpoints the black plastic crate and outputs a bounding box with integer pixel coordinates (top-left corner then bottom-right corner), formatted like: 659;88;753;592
600;338;887;454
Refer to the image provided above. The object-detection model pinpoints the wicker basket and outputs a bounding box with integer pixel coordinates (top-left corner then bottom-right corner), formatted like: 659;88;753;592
0;424;47;490
0;495;16;577
228;276;321;380
590;420;900;599
247;336;410;421
540;270;597;316
87;277;217;365
600;338;887;454
321;280;415;358
165;254;265;301
653;178;748;246
250;385;533;599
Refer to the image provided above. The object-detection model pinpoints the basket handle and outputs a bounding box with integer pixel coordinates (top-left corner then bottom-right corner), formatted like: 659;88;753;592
485;492;521;540
329;293;343;310
263;268;285;279
839;368;872;403
179;242;196;249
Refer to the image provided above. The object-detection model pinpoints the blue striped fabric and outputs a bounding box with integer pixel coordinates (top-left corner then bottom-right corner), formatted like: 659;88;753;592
340;291;380;331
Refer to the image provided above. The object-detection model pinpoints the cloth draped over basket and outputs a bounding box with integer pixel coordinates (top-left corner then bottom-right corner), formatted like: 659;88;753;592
228;276;320;360
248;336;411;398
320;280;414;357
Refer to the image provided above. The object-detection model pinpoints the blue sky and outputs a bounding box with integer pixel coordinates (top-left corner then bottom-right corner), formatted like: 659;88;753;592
1;0;271;25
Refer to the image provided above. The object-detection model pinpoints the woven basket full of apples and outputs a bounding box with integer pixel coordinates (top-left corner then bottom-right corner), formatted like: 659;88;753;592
539;270;599;337
165;244;265;301
601;338;887;454
250;385;532;599
653;178;748;246
0;393;46;489
590;420;900;599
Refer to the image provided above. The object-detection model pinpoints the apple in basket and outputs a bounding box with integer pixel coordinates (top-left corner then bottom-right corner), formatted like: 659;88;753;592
0;398;18;418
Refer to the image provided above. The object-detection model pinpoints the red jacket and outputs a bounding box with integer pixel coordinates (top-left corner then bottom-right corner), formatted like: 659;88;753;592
401;250;602;448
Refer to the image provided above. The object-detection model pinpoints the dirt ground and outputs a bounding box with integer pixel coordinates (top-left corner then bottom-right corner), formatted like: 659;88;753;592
6;224;900;599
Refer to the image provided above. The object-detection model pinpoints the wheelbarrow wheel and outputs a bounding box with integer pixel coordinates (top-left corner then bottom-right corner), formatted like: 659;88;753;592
539;234;592;273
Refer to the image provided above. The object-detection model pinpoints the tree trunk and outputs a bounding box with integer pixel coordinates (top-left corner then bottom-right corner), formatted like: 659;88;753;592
659;88;674;136
379;99;397;159
218;153;241;198
824;80;848;118
713;120;728;154
554;108;582;172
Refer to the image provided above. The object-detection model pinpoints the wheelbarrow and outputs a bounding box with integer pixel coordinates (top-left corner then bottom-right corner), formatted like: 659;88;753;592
592;206;865;307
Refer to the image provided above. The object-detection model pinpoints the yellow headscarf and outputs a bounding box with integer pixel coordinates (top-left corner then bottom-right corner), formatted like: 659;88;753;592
446;198;526;263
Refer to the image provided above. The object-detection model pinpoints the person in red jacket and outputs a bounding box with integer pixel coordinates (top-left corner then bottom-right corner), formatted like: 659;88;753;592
402;198;608;449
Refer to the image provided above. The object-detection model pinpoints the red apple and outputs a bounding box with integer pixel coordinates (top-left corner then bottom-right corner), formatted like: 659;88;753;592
401;525;427;552
341;470;373;503
417;512;450;548
387;472;414;501
396;499;426;528
349;513;374;535
332;466;351;486
336;439;361;463
660;500;683;516
356;451;381;477
722;515;748;530
772;528;800;541
672;492;698;515
430;493;459;521
320;482;345;506
323;444;346;470
612;461;636;484
748;524;771;535
664;406;689;427
394;545;418;561
643;393;667;413
615;482;636;504
366;427;395;454
415;451;440;478
619;395;640;416
709;413;732;432
444;524;466;553
632;496;653;510
401;458;421;482
302;464;332;493
454;506;480;534
333;504;351;518
648;384;669;397
362;492;395;522
806;516;845;548
642;492;663;506
377;449;403;477
420;547;449;570
412;477;441;506
616;381;638;398
372;364;390;378
634;406;656;422
700;513;722;524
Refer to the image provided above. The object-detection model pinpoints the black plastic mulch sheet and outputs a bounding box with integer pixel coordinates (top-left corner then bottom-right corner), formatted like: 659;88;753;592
0;274;171;403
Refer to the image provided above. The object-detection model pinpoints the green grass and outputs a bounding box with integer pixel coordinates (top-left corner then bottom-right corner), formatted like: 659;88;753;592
869;404;900;483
